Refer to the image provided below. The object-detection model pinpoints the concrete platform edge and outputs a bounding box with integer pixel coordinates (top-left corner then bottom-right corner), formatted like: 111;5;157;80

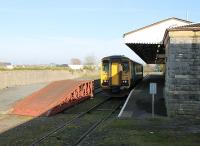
118;89;134;118
117;75;152;119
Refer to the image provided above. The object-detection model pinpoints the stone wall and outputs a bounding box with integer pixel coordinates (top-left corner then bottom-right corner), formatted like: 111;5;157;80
0;70;80;89
165;32;200;117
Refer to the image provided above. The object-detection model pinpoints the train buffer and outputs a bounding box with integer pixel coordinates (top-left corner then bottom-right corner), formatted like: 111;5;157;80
12;80;93;117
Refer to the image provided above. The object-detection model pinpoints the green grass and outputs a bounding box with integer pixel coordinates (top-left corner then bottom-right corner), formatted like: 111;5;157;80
14;66;72;71
0;66;73;71
82;117;200;146
0;114;76;146
0;67;10;71
79;73;100;80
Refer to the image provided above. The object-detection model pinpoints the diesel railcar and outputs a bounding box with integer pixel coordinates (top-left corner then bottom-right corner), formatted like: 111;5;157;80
100;55;143;94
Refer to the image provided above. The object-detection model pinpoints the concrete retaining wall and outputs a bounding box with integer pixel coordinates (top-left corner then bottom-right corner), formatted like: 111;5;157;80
0;70;79;89
165;32;200;117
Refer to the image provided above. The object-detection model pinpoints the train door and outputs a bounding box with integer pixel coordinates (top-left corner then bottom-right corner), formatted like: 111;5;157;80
111;62;119;86
132;62;136;81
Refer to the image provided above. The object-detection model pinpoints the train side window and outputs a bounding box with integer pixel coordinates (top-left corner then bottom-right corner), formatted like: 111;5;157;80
102;62;109;72
122;62;129;72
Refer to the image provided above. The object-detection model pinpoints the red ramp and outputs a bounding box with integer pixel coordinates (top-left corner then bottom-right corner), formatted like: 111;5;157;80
12;80;93;116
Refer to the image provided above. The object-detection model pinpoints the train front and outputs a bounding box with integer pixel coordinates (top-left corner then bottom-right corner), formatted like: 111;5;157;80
100;56;131;96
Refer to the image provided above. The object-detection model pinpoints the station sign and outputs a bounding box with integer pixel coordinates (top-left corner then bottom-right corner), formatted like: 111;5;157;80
150;83;157;94
149;82;157;118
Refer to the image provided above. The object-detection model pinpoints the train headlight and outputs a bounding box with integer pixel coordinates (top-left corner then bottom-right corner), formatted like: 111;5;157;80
121;80;129;86
102;80;109;86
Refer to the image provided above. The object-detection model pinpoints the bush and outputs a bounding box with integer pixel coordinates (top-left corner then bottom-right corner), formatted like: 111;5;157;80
83;65;96;71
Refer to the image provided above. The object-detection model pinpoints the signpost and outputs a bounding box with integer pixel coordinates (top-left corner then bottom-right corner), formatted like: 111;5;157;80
150;83;157;118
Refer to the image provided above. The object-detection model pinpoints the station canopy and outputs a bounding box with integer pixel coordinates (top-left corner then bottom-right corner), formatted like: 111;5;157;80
123;17;192;64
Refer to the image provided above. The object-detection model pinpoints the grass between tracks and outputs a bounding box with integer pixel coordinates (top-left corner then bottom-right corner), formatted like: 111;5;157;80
0;114;76;146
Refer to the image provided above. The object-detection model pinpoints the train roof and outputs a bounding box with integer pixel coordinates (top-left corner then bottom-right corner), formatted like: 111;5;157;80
101;55;142;65
102;55;128;60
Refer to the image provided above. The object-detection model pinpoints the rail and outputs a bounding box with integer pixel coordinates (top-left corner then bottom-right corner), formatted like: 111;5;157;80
29;96;112;146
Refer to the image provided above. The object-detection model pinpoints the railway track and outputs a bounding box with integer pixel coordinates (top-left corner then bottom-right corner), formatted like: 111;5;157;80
93;79;102;94
29;96;124;146
29;97;110;146
73;99;123;146
94;87;102;95
30;97;122;146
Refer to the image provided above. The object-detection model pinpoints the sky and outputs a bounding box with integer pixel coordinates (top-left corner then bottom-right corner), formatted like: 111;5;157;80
0;0;199;65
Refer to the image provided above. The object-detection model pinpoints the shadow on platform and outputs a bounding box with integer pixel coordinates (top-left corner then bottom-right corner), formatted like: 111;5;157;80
119;74;167;118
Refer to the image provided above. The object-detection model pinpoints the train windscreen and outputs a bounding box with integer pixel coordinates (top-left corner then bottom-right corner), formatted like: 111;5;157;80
102;61;109;72
122;62;129;73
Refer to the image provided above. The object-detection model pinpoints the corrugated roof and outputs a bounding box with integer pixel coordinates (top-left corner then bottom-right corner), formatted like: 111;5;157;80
168;23;200;31
126;43;165;64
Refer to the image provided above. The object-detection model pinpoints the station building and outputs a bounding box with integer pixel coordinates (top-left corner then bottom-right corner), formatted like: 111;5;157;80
123;17;200;117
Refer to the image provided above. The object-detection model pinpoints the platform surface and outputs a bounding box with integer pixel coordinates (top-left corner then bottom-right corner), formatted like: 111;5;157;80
119;74;166;118
12;80;93;116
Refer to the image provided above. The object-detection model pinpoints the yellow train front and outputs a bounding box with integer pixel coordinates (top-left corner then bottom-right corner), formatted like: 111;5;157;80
100;55;143;96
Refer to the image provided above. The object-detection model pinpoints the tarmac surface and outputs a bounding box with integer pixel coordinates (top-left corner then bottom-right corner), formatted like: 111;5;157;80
0;82;48;133
0;82;49;114
119;74;166;118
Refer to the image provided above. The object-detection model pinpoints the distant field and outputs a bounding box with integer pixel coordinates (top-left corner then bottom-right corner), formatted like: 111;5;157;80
0;66;72;71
